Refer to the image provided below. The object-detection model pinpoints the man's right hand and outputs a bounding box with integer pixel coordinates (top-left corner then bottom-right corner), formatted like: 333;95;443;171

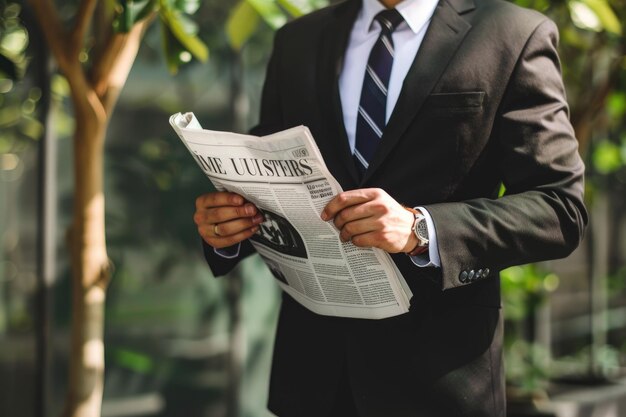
194;192;264;249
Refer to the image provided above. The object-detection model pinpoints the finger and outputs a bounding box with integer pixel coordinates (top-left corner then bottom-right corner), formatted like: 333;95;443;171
198;223;215;241
349;231;381;249
196;192;244;210
333;200;383;230
198;203;260;226
348;225;413;253
338;218;379;242
215;214;265;237
321;189;378;221
199;221;258;243
204;226;260;249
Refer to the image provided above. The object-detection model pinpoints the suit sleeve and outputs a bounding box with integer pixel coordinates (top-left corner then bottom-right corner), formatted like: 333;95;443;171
424;19;588;291
202;28;285;277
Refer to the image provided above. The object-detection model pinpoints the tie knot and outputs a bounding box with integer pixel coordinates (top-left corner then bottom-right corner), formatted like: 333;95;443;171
374;8;404;34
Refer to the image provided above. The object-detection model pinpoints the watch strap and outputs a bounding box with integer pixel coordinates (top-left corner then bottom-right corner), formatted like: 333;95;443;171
404;206;428;256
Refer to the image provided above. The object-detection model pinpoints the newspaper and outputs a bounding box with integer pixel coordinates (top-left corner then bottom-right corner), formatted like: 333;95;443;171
170;112;413;319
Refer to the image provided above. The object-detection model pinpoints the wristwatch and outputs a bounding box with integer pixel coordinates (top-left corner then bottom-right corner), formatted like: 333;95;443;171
410;209;429;250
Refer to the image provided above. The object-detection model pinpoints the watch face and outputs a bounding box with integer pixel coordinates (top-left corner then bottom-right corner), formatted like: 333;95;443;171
417;219;428;240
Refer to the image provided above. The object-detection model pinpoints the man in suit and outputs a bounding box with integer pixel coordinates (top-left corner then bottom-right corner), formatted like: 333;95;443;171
193;0;588;415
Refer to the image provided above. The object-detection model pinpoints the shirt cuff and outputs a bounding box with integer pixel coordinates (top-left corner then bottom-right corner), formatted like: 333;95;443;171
214;243;242;259
409;207;441;268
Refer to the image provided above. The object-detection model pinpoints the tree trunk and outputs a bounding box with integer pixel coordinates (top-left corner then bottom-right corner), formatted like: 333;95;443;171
25;2;152;415
62;91;110;417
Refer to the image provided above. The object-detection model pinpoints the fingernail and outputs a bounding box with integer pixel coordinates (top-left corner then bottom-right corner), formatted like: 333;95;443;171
253;214;264;224
233;196;243;205
320;211;328;221
251;226;259;233
245;204;255;215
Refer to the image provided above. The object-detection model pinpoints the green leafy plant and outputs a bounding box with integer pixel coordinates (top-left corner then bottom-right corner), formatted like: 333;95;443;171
226;0;328;51
501;265;560;397
502;265;560;322
0;2;42;151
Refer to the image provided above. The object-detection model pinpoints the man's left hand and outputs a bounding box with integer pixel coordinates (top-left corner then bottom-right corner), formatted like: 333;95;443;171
321;188;418;253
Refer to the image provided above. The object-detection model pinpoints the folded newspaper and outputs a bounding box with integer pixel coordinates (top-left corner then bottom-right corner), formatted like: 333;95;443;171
170;112;413;319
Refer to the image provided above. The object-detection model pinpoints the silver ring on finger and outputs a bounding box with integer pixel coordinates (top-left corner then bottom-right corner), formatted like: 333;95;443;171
213;223;221;237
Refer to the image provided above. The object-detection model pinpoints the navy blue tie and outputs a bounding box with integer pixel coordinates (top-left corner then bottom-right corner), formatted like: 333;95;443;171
354;8;404;178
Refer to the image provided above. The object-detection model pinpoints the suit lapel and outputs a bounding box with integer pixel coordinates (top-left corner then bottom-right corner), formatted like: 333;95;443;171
362;0;473;184
316;0;362;185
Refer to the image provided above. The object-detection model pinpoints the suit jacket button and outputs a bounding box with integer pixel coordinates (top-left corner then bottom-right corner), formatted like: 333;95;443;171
483;268;490;278
459;270;469;283
468;270;475;281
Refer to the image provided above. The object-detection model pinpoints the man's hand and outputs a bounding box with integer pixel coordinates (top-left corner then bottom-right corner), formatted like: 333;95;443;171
194;192;264;249
321;188;418;253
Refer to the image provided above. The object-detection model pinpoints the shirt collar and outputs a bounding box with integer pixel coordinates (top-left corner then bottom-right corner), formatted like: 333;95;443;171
361;0;437;35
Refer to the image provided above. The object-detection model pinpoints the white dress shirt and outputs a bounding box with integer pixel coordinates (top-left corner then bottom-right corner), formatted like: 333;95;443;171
339;0;441;268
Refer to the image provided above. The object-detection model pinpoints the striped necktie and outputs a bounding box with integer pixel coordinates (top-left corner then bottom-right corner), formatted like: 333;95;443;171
353;8;404;178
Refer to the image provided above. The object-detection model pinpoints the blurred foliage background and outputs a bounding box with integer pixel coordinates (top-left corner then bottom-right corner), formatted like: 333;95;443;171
1;0;626;416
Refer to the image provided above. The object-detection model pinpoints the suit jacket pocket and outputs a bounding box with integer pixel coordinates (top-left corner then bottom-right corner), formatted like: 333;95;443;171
426;91;485;110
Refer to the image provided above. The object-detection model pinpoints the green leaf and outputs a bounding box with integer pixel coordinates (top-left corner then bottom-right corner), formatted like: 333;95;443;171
582;0;622;35
227;0;261;51
0;105;21;127
277;0;310;17
309;0;330;9
173;12;199;35
18;116;44;140
568;0;622;35
498;183;506;198
593;140;623;174
51;74;70;97
161;8;208;62
246;0;287;29
160;17;185;74
1;27;28;55
114;0;156;33
112;348;154;373
568;0;602;32
607;92;626;120
174;0;200;14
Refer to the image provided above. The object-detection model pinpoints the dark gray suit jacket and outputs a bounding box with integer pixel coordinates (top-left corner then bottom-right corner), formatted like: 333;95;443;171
203;0;588;415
